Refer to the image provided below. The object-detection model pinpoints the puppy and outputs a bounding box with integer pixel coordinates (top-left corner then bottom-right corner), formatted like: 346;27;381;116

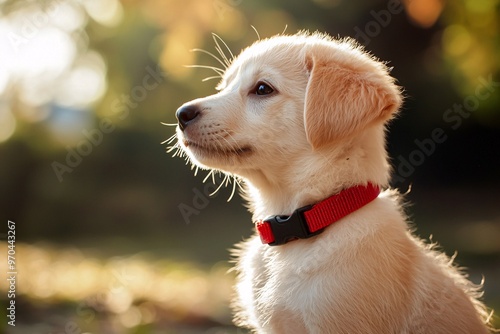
173;32;493;333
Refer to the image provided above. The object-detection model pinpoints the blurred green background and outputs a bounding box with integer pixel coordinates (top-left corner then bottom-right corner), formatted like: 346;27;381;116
0;0;499;333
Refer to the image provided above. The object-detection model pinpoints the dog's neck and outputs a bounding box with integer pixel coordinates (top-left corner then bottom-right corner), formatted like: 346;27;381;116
239;125;390;221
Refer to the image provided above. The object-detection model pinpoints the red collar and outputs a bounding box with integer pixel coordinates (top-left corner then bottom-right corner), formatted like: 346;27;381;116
256;183;380;246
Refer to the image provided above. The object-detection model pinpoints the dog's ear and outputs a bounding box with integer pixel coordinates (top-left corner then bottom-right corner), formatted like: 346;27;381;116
304;42;402;149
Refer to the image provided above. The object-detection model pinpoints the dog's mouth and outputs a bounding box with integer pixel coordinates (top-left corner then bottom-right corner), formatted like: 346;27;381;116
183;140;253;157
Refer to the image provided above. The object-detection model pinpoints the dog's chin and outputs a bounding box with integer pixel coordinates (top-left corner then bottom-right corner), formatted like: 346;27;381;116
181;139;253;170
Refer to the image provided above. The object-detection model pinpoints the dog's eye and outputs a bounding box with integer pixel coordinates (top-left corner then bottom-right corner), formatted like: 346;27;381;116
253;82;274;96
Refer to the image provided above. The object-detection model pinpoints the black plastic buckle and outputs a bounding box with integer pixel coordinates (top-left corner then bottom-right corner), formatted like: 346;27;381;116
263;204;324;246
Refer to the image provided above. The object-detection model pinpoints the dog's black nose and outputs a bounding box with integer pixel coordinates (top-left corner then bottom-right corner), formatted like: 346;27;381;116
176;105;200;131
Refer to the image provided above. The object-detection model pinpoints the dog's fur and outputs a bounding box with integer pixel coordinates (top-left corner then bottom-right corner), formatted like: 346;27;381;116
173;32;493;333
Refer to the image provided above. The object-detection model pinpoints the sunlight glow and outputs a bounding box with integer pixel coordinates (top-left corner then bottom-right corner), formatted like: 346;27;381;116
51;0;88;32
55;51;107;107
0;0;115;142
161;24;200;78
18;27;77;106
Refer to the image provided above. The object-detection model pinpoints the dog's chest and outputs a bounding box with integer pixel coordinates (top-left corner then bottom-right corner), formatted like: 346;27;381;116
234;232;351;330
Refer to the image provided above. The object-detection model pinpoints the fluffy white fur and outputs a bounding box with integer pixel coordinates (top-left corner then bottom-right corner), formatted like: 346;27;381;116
173;32;494;333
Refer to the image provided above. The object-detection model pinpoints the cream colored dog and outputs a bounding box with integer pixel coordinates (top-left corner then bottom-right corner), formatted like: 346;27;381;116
173;32;493;333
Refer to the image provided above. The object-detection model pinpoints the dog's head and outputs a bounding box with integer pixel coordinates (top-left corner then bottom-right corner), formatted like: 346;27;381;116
174;32;402;183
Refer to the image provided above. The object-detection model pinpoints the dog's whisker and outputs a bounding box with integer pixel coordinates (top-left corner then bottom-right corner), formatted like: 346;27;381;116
166;136;178;145
167;141;186;159
485;309;494;324
213;43;230;69
210;175;227;197
192;48;228;70
202;169;214;184
161;133;178;145
211;171;217;184
251;25;261;41
201;171;237;201
160;122;177;127
213;33;234;60
235;176;245;192
169;145;177;154
202;76;223;82
281;24;288;36
185;64;224;76
222;173;234;201
226;175;240;202
227;177;235;202
212;33;233;67
174;147;188;160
